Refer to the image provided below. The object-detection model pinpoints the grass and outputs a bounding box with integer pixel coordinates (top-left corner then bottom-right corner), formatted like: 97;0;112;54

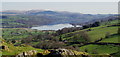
111;51;120;57
2;28;45;40
59;20;119;42
79;44;119;55
99;34;120;43
1;16;30;27
1;19;119;56
87;26;118;42
1;41;44;55
59;26;118;42
101;20;119;26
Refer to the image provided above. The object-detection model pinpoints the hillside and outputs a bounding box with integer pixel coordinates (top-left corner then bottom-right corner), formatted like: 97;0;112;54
1;18;120;57
1;10;120;57
1;10;117;28
0;38;44;55
55;19;120;56
59;19;119;41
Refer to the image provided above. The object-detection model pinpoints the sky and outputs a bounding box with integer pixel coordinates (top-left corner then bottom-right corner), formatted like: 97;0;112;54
1;2;118;14
1;0;119;2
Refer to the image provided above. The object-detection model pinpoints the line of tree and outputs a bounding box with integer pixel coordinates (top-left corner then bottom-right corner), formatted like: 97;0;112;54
82;21;100;29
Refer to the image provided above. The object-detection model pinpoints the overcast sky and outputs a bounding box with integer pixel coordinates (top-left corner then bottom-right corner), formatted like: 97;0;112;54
1;0;119;2
1;2;118;14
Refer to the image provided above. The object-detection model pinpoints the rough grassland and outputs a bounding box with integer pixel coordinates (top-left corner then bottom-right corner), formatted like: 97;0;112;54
1;41;44;55
60;26;118;42
99;34;120;43
79;44;119;54
87;26;118;42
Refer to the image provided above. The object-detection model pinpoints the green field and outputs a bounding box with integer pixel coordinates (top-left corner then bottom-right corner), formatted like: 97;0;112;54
2;28;45;40
79;44;119;55
87;26;118;42
58;20;119;56
58;20;119;42
59;26;118;42
1;39;44;55
99;34;120;43
1;19;120;56
101;20;118;26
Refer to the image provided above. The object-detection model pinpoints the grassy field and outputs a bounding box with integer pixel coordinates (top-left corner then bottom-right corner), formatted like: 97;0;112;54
59;26;118;42
111;51;120;57
79;44;119;55
87;26;118;42
1;19;119;56
1;40;44;55
2;28;45;40
100;20;118;26
99;34;120;43
58;20;119;42
59;20;119;56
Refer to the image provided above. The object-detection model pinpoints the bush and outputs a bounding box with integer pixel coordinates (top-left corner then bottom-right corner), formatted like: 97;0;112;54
35;40;65;49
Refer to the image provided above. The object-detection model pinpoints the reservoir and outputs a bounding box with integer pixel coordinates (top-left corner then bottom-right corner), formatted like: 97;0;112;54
31;23;82;30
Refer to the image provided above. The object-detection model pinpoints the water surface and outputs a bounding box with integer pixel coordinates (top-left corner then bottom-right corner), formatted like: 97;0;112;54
31;23;82;30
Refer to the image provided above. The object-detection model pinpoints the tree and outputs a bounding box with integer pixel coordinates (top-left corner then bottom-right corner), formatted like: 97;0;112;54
80;31;90;42
118;28;120;34
2;15;7;19
73;34;82;42
82;21;100;29
83;25;90;29
91;21;100;27
105;32;110;38
35;41;65;49
59;35;62;41
84;48;88;52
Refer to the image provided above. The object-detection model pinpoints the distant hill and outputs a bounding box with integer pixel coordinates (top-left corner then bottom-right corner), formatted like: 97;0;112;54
1;10;118;28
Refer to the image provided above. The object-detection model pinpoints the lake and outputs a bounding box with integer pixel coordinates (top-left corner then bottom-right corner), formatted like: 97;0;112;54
31;23;82;30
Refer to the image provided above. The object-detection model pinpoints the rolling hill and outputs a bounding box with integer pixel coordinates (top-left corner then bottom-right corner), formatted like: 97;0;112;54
1;10;118;28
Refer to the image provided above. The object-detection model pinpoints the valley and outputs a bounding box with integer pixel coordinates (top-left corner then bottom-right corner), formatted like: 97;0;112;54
0;10;120;57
